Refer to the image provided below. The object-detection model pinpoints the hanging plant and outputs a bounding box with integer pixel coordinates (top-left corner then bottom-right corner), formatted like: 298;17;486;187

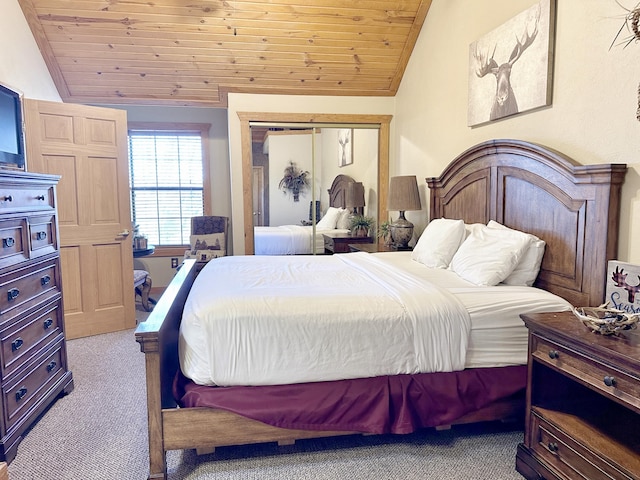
278;161;310;202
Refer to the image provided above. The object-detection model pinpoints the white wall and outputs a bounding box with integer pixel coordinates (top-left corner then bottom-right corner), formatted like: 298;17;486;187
0;2;60;101
395;0;640;264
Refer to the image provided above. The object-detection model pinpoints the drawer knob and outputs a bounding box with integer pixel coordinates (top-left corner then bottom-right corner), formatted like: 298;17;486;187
43;317;53;330
2;237;15;248
7;288;19;301
36;194;45;201
547;442;559;453
46;361;57;373
41;275;51;286
15;387;27;402
548;350;560;359
36;231;47;241
2;195;13;202
11;338;23;351
604;376;616;387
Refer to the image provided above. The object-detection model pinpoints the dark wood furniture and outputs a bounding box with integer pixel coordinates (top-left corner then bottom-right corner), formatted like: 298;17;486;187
517;311;640;480
0;171;73;463
323;232;372;254
349;243;412;253
135;139;626;480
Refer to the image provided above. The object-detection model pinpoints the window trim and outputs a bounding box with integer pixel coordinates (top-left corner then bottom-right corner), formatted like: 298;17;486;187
128;121;211;256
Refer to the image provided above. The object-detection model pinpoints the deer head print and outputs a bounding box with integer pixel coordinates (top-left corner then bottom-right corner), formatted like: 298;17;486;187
611;266;640;303
473;4;541;121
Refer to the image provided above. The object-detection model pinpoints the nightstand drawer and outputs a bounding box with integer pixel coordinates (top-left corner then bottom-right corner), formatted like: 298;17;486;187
531;334;640;413
530;410;638;480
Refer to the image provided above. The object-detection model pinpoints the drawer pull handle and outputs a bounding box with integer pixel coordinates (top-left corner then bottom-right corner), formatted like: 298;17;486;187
46;361;57;373
548;350;559;359
43;318;53;330
2;195;13;202
604;376;616;387
36;231;47;241
7;288;19;301
36;194;45;201
547;442;559;453
11;338;23;351
2;237;15;248
41;275;51;286
15;387;27;402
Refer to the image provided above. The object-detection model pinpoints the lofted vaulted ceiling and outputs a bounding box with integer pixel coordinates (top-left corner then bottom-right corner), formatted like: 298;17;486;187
18;0;432;107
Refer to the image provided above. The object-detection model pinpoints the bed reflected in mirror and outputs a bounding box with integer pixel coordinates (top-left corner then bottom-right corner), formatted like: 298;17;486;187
250;125;379;255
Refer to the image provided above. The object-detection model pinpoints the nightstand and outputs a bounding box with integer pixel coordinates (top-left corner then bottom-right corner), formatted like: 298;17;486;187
348;243;406;253
322;232;372;254
517;311;640;480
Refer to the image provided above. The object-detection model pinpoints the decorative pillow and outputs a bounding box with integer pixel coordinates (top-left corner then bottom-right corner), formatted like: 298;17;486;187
336;209;352;230
316;207;343;229
487;220;546;286
411;218;466;269
185;233;226;262
450;225;532;286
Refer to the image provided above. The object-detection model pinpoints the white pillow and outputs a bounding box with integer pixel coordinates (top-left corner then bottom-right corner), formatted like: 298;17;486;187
316;207;344;229
450;225;532;286
464;223;485;239
411;218;466;268
487;220;545;286
336;209;352;230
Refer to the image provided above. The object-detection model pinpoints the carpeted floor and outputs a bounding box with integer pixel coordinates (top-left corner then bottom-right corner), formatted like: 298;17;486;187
6;305;526;480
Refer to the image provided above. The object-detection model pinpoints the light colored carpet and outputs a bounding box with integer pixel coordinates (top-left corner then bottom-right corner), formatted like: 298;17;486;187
7;306;525;479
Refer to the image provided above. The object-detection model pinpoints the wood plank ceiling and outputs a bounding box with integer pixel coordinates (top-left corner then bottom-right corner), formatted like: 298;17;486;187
18;0;432;107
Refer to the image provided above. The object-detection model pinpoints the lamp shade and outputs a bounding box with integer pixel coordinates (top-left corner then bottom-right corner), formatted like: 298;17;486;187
388;175;421;212
346;182;365;208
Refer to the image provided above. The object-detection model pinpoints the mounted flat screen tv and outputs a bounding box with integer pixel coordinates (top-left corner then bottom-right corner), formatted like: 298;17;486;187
0;83;26;170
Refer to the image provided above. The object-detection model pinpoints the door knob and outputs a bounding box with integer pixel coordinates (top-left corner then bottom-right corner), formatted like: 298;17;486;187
118;229;130;237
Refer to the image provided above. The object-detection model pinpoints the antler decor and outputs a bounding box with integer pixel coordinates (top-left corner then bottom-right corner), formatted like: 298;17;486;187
572;303;639;335
278;161;310;202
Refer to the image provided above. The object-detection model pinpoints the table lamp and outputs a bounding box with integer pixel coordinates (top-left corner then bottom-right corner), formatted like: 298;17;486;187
346;182;365;215
388;175;421;249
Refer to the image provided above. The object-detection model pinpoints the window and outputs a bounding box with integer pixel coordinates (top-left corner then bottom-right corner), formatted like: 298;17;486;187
128;123;210;252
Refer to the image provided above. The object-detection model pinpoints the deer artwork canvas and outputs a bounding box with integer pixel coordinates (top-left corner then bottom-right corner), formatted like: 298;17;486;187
606;261;640;314
468;0;555;126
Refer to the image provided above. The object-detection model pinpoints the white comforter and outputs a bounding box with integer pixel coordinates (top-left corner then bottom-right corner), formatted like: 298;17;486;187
179;253;471;386
254;225;349;255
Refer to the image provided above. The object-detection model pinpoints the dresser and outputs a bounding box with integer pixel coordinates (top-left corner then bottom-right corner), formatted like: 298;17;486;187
517;311;640;480
0;171;73;463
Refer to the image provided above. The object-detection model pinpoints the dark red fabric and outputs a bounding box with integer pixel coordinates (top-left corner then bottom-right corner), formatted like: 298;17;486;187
174;366;526;434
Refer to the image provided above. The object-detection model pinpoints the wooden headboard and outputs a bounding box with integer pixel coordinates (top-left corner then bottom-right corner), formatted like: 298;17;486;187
328;174;356;208
427;139;627;307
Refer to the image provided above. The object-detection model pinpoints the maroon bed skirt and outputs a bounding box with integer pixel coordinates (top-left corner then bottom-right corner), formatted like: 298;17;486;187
174;366;526;435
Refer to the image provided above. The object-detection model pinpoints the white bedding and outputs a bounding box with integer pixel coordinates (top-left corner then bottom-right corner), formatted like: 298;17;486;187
254;225;350;255
179;252;572;387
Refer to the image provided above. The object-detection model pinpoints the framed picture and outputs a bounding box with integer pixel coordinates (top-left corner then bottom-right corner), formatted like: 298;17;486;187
338;128;353;167
606;261;640;313
468;0;555;127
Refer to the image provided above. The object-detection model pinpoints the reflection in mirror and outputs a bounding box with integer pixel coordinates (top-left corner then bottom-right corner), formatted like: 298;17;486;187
251;126;379;255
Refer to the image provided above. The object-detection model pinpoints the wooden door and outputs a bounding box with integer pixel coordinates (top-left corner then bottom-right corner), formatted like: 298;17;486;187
23;99;135;339
252;166;265;226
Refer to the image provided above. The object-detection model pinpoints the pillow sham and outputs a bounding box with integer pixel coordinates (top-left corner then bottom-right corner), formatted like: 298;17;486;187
336;209;352;230
411;218;466;269
487;220;545;286
450;224;532;286
316;207;344;229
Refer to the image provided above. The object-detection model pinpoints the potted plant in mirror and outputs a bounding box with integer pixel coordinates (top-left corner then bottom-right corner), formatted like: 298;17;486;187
378;221;393;247
350;214;374;237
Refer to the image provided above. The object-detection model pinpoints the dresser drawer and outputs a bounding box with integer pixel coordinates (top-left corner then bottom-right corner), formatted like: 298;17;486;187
0;219;27;269
0;186;54;213
2;343;65;431
531;334;640;413
28;214;57;257
0;299;62;375
530;410;637;480
0;259;59;317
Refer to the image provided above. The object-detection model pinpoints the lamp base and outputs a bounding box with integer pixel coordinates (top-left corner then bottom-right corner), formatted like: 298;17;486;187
390;213;414;250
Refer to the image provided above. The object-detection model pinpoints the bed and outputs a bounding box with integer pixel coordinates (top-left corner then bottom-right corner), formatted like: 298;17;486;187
253;174;357;255
135;139;626;480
